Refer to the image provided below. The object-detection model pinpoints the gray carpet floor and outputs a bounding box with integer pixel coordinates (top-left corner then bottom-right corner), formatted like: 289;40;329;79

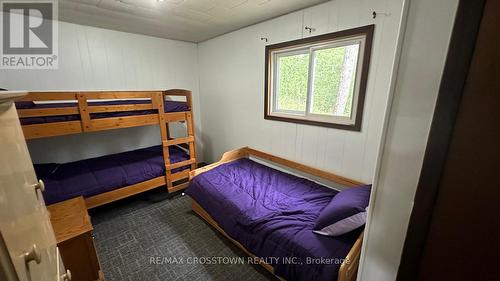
89;189;276;281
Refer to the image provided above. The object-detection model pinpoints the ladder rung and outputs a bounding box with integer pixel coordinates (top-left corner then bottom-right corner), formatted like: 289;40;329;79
167;182;189;193
162;136;194;147
171;170;190;182
163;112;186;122
166;158;196;170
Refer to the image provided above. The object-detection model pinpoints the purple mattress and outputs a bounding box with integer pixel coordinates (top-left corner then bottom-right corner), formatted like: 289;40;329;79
35;145;189;205
17;100;189;125
185;158;362;281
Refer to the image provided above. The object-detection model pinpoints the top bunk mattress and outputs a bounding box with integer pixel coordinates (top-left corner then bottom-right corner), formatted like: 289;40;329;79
17;99;189;125
185;158;362;281
35;145;190;205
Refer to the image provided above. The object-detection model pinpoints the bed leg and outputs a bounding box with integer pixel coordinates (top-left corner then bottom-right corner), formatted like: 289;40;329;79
338;231;364;281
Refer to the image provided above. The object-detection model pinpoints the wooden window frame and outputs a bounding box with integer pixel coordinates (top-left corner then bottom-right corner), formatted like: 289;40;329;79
264;25;374;131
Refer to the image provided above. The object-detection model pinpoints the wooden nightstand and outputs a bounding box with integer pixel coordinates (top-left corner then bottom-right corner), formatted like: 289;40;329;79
47;197;104;281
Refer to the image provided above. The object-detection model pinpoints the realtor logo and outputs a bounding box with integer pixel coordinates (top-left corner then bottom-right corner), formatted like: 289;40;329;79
1;0;58;69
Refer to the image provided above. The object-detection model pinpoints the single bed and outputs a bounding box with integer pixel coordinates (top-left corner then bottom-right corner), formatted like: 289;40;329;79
185;147;366;281
35;145;190;205
16;99;189;125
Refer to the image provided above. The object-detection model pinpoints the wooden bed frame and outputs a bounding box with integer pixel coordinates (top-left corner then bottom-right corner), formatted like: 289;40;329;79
16;89;197;208
188;147;365;281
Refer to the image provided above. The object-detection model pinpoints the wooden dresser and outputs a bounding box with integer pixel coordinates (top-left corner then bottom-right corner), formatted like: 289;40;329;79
47;197;103;281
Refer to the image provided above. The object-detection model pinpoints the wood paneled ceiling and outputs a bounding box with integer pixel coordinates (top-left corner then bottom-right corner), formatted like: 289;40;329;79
59;0;329;42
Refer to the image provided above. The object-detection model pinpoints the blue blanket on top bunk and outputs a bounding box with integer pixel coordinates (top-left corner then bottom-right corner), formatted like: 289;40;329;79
34;145;189;205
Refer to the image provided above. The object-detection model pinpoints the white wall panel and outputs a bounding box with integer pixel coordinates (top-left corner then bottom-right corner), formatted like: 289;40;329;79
358;0;459;280
198;0;405;184
0;21;201;164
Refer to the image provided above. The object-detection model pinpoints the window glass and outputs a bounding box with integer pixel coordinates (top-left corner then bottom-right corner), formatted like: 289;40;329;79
310;44;359;117
276;53;309;113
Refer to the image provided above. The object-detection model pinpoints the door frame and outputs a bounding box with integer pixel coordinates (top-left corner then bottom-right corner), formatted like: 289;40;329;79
396;0;486;279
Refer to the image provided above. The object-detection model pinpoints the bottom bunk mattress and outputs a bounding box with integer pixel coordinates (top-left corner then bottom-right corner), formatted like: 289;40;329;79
185;158;362;281
35;145;190;205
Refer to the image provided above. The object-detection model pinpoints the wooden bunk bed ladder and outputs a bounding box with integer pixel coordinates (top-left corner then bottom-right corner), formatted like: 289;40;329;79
157;89;197;193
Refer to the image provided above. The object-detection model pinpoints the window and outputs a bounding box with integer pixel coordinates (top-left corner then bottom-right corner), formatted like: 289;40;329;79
265;25;374;131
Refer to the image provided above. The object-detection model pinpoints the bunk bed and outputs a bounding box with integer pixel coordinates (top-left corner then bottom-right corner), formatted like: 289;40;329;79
16;90;197;208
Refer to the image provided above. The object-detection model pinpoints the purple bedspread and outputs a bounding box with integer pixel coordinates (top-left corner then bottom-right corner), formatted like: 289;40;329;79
185;158;361;281
18;100;189;125
35;145;189;205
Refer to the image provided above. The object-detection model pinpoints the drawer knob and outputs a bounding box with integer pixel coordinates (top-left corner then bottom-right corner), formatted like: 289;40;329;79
61;269;72;281
24;244;41;265
34;180;45;192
